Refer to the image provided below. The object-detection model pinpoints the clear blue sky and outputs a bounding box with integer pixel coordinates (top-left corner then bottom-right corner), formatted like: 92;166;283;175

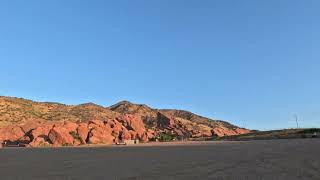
0;1;319;130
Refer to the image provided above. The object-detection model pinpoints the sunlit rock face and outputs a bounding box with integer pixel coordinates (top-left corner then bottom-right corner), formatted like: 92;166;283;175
0;96;251;147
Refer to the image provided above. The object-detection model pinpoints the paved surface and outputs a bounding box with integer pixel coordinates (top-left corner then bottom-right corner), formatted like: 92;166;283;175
0;139;320;180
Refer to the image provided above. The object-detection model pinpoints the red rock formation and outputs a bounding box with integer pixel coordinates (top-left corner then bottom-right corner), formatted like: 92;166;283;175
141;133;149;142
29;137;50;147
0;109;252;147
0;118;252;147
200;130;213;137
88;125;113;144
234;128;251;135
63;121;78;133
121;129;132;140
89;120;105;127
147;129;157;139
48;126;74;146
109;120;125;135
118;114;146;138
0;126;25;142
157;112;175;129
212;127;240;137
129;130;137;140
19;121;42;133
77;123;89;144
31;124;53;140
173;129;184;136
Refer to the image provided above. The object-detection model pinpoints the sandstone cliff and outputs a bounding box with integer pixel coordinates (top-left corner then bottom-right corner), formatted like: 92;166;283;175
0;96;251;147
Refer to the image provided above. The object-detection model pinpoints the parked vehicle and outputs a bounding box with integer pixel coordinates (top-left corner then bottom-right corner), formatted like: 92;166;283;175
2;141;27;147
312;132;319;138
116;142;127;145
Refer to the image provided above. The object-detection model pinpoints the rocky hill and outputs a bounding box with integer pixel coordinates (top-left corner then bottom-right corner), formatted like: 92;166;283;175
0;96;251;147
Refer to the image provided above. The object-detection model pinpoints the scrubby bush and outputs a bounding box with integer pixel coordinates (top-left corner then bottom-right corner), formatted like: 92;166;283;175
159;134;174;142
149;137;157;142
69;131;83;144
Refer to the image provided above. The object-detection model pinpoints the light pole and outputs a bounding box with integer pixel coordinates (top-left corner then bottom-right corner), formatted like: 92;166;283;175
294;114;299;129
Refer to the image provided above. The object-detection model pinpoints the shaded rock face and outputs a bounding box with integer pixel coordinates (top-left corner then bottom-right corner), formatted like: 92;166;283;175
157;112;175;129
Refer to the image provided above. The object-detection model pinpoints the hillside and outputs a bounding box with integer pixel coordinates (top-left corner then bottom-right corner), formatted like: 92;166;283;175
109;101;240;131
0;96;251;147
0;96;122;126
220;128;320;141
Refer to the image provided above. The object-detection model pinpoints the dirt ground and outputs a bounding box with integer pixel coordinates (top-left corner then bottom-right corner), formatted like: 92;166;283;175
0;139;319;180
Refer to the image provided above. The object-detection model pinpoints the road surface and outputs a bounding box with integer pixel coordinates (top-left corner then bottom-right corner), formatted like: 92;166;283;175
0;139;319;180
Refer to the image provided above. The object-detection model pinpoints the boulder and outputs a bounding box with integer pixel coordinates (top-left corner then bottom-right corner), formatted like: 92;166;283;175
121;129;132;140
31;125;53;140
48;126;74;146
88;125;114;144
29;137;50;147
0;125;25;142
118;114;146;138
129;130;137;140
141;133;149;142
147;129;157;139
63;121;78;133
77;123;89;144
110;120;125;135
73;139;82;146
19;121;42;133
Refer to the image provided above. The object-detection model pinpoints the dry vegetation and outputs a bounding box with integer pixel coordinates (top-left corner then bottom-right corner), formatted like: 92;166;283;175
220;128;320;141
0;96;240;132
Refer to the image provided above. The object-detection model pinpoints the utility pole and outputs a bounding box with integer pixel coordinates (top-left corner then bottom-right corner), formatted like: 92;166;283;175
294;114;299;129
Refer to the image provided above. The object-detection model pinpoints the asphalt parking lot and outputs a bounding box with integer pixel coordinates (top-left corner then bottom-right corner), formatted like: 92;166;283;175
0;139;319;180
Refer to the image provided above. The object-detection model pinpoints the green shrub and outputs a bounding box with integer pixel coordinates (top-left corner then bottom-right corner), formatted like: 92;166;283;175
149;137;157;142
159;134;174;142
69;131;83;144
62;143;73;147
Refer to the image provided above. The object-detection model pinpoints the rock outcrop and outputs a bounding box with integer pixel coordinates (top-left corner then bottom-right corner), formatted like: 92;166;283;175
0;96;252;147
29;137;50;147
157;112;175;129
48;126;74;146
31;124;53;140
77;123;89;144
88;124;113;144
117;114;146;138
0;126;25;142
